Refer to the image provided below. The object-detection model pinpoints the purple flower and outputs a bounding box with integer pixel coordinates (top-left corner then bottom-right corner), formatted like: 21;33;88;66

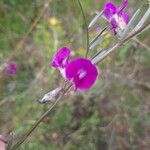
66;57;99;91
103;0;129;32
5;63;17;75
51;47;71;69
51;48;100;91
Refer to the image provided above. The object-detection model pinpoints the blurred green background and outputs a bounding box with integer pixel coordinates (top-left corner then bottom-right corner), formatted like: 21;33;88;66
0;0;149;149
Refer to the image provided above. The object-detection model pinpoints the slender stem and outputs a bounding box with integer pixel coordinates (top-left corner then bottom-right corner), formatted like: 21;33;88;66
89;27;107;47
10;100;60;150
77;0;90;58
9;84;72;150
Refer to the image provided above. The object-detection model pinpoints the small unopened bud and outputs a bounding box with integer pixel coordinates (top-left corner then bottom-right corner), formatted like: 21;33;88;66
38;87;62;104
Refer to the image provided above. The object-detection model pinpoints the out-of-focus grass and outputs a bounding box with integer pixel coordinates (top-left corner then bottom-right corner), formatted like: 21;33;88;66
0;0;150;149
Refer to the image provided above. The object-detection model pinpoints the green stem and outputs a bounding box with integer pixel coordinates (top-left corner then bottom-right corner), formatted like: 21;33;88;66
9;85;72;150
77;0;90;58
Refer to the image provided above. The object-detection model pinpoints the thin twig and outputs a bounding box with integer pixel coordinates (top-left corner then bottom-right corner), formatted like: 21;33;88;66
9;84;72;150
10;100;61;150
77;0;90;58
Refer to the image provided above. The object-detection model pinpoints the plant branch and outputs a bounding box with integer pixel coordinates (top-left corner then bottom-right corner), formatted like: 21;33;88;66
123;21;150;43
10;100;61;150
91;21;150;64
77;0;90;58
9;84;72;150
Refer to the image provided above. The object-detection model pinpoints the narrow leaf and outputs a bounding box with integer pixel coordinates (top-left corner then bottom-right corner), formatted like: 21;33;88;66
121;8;141;39
91;49;107;64
90;27;107;46
91;49;104;60
134;7;150;32
89;36;103;49
88;11;103;28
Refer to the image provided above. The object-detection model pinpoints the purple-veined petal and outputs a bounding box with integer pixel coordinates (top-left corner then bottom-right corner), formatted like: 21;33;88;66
5;63;17;75
51;47;71;69
66;57;99;91
103;2;117;20
118;0;128;13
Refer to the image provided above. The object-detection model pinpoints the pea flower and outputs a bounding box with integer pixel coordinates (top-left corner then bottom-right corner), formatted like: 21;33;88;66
103;0;129;33
66;57;99;91
51;48;99;91
51;47;71;78
5;63;17;75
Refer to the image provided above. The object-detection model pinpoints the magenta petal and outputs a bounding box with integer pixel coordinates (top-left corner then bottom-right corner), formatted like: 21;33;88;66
103;2;117;20
51;47;71;69
110;17;118;29
120;12;129;24
118;0;128;13
5;63;17;75
103;0;129;33
66;57;99;91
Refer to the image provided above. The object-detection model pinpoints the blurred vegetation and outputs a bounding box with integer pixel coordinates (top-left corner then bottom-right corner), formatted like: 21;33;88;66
0;0;149;149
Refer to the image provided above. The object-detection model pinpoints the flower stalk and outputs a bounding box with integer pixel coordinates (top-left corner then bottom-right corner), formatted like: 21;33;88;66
77;0;90;58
